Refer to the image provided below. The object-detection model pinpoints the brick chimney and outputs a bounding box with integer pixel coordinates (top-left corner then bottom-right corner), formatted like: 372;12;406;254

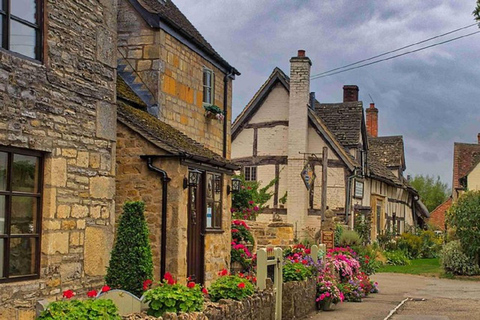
287;49;311;234
366;103;378;137
343;85;359;102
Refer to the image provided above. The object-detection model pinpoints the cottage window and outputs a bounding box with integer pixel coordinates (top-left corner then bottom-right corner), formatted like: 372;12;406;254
0;146;43;282
206;173;222;229
203;68;214;105
243;166;257;181
0;0;43;60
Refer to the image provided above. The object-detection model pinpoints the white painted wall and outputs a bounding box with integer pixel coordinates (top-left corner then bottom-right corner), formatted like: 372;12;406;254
249;83;289;123
467;162;480;191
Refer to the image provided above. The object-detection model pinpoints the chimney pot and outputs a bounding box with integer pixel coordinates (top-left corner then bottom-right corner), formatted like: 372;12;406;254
478;133;480;144
298;50;306;57
370;103;375;109
343;85;359;102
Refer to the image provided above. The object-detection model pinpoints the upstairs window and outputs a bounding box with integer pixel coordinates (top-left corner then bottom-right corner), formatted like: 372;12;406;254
0;146;43;283
244;166;257;182
203;67;214;105
0;0;43;60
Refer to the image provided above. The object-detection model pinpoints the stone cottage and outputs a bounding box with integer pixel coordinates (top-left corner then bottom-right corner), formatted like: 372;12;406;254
231;50;428;241
0;0;117;318
115;0;240;285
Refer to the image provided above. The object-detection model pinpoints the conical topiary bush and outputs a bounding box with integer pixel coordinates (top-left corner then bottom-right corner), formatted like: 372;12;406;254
106;201;153;297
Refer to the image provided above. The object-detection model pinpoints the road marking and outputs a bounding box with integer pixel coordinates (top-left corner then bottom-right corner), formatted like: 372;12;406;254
384;297;410;320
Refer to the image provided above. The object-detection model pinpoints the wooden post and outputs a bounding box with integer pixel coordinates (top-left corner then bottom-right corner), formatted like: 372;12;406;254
310;245;319;260
256;248;268;290
274;248;283;320
321;147;328;221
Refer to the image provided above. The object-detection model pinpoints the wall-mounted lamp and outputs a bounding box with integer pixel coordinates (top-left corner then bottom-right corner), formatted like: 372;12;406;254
228;177;242;195
183;168;202;189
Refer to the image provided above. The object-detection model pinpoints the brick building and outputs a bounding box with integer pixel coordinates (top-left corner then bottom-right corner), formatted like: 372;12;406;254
0;0;117;318
115;0;239;285
232;51;428;241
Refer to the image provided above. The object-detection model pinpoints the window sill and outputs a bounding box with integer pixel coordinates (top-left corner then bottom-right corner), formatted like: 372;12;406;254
205;229;224;234
0;48;43;66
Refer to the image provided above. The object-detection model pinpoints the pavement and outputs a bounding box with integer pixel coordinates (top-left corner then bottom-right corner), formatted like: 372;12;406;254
307;273;480;320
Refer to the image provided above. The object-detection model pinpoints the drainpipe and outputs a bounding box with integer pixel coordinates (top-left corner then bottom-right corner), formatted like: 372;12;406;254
223;70;235;158
145;156;171;280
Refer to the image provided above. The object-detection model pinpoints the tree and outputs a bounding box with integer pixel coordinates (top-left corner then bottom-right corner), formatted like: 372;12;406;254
106;201;153;297
409;175;449;212
446;191;480;267
474;0;480;22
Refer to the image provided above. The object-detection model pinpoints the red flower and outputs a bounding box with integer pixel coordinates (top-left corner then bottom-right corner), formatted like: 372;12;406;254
164;272;176;285
187;282;196;288
252;277;257;283
143;279;153;291
302;259;308;265
248;200;254;205
238;273;244;278
219;268;228;276
63;290;75;299
101;285;111;293
238;282;245;289
202;288;209;295
87;290;97;298
305;249;311;254
231;229;239;233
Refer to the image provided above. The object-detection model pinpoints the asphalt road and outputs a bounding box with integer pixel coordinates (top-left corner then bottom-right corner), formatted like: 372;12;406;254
308;273;480;320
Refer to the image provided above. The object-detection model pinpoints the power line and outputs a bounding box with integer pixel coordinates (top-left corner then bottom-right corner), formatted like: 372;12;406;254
311;30;480;80
310;23;479;79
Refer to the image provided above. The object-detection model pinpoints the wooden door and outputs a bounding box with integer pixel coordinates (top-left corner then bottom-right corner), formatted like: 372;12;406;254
187;172;205;284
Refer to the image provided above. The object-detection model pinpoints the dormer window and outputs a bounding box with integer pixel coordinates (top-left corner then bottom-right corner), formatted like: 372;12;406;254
0;0;43;61
203;67;214;105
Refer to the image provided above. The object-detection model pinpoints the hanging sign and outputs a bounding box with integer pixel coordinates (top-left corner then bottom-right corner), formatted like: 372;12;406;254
300;163;316;190
354;180;364;199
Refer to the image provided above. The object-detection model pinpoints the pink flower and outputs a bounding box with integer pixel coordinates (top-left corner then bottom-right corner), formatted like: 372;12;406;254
320;294;325;300
253;206;259;211
248;200;254;205
326;292;330;297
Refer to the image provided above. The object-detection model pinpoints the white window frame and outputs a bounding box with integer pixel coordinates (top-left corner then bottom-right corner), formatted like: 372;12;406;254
203;67;214;105
244;166;257;181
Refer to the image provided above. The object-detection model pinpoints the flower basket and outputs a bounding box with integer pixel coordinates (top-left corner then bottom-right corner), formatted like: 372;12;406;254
204;105;224;122
316;298;336;311
231;261;243;274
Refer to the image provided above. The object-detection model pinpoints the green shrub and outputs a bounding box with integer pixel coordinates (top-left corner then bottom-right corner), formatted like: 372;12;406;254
37;299;121;320
283;262;312;282
334;224;343;247
377;230;397;251
106;201;153;297
441;240;480;275
338;230;362;247
208;275;255;301
384;250;410;266
352;245;382;275
418;230;442;258
397;233;422;259
144;280;204;317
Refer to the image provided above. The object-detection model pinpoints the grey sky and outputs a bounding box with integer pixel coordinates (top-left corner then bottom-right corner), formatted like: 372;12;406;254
175;0;480;186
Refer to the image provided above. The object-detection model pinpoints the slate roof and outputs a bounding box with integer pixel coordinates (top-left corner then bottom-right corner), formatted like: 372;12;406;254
367;153;402;186
136;0;239;75
116;78;238;169
368;136;405;170
313;101;363;148
452;142;480;190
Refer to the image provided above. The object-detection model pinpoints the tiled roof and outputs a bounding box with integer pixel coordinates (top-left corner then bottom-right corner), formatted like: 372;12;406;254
116;79;237;169
367;153;402;186
368;136;405;169
452;142;480;190
313;101;363;148
137;0;239;74
428;197;452;231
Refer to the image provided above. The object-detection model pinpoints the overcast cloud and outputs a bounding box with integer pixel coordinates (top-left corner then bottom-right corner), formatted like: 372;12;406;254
175;0;480;186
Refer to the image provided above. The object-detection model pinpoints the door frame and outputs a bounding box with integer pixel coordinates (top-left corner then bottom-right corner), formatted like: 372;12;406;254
370;195;385;240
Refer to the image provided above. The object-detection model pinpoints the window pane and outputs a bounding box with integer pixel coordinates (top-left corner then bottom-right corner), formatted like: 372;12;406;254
203;87;211;104
0;239;4;278
10;20;36;59
11;196;37;234
0;195;5;234
206;202;213;228
214;176;221;202
9;237;36;276
11;0;37;24
12;154;39;193
0;152;7;190
203;70;211;87
214;202;222;228
206;174;213;200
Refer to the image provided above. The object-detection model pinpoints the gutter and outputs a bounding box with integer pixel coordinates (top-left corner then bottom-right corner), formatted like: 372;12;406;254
223;70;235;158
143;156;172;280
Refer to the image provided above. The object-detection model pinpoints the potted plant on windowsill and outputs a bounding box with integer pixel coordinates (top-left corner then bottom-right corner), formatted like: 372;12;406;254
204;105;225;121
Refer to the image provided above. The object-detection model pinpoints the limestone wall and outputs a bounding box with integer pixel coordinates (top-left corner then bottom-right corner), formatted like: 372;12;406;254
247;221;294;249
0;1;117;318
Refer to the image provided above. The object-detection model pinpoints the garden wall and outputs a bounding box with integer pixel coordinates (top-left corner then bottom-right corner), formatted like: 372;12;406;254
123;278;316;320
248;221;294;249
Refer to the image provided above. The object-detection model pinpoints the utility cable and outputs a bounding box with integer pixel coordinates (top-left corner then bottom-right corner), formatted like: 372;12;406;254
311;30;480;80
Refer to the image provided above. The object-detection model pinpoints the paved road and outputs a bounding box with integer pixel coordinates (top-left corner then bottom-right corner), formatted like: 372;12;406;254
308;273;480;320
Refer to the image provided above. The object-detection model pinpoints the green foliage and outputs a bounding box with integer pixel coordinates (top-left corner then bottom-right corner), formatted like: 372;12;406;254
106;201;153;297
338;230;362;247
410;175;449;212
208;275;254;302
37;299;121;320
474;0;480;21
144;282;204;317
283;262;312;282
441;240;480;276
352;245;382;275
377;230;397;251
334;224;344;247
354;216;371;245
231;222;254;246
447;191;480;265
203;105;224;115
279;191;288;205
231;175;277;220
384;250;410;266
397;230;442;259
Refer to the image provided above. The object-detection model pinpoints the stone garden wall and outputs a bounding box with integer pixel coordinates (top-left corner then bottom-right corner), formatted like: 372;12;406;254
123;278;316;320
248;221;294;250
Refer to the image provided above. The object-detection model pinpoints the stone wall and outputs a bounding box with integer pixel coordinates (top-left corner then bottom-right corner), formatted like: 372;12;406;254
117;0;233;157
247;221;294;250
0;1;117;319
282;278;316;319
